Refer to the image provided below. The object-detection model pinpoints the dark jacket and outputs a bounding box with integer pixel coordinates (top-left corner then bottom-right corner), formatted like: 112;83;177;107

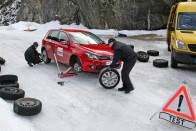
110;41;136;68
24;45;40;63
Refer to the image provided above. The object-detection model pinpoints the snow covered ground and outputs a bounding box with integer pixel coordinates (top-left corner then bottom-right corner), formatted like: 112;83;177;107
0;22;196;131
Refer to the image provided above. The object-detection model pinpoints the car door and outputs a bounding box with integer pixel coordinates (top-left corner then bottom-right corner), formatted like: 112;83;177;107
57;31;72;65
48;30;60;60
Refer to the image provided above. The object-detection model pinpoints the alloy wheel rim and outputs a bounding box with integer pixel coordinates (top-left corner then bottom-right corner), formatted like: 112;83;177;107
101;71;118;87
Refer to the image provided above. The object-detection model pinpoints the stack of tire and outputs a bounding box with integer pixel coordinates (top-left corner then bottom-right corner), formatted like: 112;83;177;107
136;50;168;68
0;75;42;116
0;56;6;72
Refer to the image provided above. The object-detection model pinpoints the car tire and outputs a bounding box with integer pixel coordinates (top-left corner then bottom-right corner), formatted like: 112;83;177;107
0;57;5;65
99;68;120;89
0;87;25;100
0;75;19;89
147;50;159;56
171;52;178;68
42;49;51;64
14;98;42;116
73;58;82;73
130;45;134;50
137;51;149;62
153;59;168;68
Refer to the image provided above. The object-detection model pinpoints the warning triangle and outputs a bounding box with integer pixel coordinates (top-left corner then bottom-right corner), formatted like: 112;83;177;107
162;85;196;121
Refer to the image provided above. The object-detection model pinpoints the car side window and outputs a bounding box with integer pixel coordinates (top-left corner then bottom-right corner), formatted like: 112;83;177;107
48;31;59;42
58;32;69;42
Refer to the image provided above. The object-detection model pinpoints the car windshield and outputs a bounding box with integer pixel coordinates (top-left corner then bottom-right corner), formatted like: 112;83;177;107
69;32;104;45
177;12;196;30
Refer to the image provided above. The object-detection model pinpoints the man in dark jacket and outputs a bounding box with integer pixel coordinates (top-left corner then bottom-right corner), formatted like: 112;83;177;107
108;38;137;94
24;42;42;67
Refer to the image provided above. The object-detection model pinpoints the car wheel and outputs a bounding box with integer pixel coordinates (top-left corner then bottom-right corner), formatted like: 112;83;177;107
42;49;51;64
0;87;25;100
0;75;19;89
147;50;159;56
171;52;178;68
99;68;120;89
0;57;5;65
14;98;42;116
153;59;168;68
137;51;149;62
73;58;82;73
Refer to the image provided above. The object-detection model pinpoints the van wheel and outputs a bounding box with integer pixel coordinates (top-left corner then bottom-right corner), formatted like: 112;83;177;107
42;49;51;64
0;75;19;89
73;58;82;73
137;51;149;62
14;98;42;116
153;59;168;68
171;52;178;68
0;87;25;100
147;50;159;56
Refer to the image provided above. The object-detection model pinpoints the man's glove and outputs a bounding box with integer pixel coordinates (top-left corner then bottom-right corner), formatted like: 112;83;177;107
107;66;111;71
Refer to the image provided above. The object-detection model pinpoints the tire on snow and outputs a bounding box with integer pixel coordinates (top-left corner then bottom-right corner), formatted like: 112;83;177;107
14;98;42;116
0;75;19;89
0;87;25;100
147;50;159;56
0;57;5;65
99;68;120;89
153;59;168;68
137;51;149;62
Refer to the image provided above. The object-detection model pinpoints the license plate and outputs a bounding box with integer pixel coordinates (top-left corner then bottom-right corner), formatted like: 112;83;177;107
106;61;112;65
159;112;196;129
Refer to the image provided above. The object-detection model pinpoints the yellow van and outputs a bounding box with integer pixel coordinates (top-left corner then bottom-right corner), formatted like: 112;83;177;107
166;2;196;68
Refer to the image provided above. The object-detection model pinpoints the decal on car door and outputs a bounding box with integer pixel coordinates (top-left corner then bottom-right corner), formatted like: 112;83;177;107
57;47;63;57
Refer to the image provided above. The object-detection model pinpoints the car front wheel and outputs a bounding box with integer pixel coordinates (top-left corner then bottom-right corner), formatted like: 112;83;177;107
73;58;82;73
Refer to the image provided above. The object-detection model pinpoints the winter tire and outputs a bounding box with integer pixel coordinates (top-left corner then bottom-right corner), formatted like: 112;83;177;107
14;98;42;116
0;75;19;89
171;51;178;68
73;58;82;73
130;45;134;50
147;50;159;56
0;87;25;100
0;57;5;65
153;59;168;68
42;49;51;64
137;51;149;62
99;68;120;89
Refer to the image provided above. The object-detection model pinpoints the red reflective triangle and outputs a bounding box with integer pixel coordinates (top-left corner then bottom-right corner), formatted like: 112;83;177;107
162;86;195;121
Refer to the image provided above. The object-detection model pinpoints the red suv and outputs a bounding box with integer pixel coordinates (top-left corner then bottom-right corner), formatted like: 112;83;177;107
41;29;121;73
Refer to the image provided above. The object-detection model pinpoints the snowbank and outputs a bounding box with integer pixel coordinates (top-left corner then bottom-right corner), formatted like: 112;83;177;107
5;21;166;38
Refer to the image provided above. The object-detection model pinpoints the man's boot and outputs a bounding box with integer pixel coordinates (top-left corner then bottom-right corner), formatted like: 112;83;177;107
118;86;126;91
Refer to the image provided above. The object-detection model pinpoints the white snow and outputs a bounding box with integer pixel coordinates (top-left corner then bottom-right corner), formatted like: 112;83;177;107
0;21;196;131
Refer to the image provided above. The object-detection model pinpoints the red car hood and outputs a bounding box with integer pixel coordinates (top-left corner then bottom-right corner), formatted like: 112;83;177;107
78;44;113;56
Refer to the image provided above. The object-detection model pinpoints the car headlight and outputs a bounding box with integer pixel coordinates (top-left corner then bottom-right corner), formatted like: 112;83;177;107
176;40;186;50
85;52;99;60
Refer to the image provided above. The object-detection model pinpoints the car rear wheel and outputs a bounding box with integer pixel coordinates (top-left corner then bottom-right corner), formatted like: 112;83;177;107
42;49;51;64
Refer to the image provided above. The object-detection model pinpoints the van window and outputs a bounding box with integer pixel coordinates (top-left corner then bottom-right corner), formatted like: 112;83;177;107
177;13;196;30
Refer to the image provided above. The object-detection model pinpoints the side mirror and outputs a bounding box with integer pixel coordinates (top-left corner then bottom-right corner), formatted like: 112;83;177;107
61;41;69;46
168;23;174;31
